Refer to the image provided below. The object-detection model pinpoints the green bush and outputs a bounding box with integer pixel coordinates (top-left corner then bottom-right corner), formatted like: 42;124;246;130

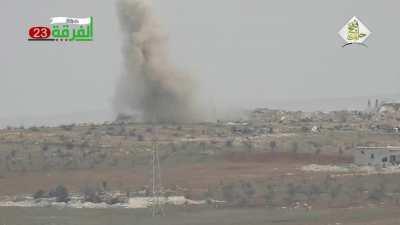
49;185;69;202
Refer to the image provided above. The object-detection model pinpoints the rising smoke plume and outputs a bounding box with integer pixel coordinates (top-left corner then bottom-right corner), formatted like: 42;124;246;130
114;0;198;123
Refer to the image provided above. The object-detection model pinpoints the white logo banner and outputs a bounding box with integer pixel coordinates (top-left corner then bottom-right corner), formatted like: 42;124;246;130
50;17;91;25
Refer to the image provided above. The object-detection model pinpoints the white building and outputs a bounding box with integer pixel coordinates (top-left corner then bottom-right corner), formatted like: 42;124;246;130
379;102;400;114
353;146;400;167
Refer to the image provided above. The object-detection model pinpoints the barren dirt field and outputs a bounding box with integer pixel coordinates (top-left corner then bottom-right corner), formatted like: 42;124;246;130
2;206;400;225
0;152;348;196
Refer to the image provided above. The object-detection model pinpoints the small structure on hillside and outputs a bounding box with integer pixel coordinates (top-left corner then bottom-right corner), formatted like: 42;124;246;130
379;102;400;114
354;146;400;167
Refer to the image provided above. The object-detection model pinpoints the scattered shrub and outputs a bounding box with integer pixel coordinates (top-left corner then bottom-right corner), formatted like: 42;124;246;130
137;134;144;141
49;185;69;202
33;189;46;199
81;186;102;203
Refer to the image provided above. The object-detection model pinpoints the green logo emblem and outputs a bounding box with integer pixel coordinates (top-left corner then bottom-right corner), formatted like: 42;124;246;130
339;16;371;46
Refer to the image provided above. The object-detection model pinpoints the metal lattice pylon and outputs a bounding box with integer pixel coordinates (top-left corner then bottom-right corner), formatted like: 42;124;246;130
151;138;164;216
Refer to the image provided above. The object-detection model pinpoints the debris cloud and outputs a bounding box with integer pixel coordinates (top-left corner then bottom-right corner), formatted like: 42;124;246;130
114;0;197;123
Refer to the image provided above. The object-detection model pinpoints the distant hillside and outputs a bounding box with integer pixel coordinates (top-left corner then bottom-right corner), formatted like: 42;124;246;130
0;109;113;128
262;93;400;112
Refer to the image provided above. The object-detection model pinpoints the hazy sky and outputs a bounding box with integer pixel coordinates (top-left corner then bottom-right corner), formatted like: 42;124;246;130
1;0;400;125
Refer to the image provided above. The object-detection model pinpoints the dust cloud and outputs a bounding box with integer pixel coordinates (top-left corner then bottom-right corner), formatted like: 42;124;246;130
113;0;200;123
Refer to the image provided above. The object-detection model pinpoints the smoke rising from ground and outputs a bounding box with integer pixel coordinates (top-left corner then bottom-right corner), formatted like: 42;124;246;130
114;0;198;123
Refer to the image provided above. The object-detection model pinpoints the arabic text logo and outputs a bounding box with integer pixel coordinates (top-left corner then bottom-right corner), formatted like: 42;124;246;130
28;17;93;42
338;16;370;47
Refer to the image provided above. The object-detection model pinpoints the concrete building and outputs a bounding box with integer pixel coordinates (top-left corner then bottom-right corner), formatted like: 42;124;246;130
379;102;400;114
354;146;400;167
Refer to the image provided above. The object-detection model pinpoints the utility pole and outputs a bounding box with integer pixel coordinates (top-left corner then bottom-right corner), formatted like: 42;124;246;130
151;129;164;216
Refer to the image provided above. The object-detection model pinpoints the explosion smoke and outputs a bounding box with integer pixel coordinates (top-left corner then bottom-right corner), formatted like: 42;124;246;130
114;0;197;123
